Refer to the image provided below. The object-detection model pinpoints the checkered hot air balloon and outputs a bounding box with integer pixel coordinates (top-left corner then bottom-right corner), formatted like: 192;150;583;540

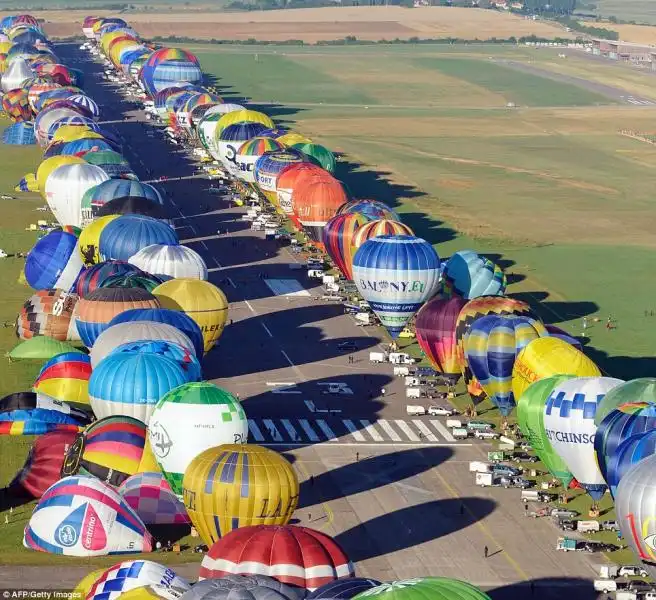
119;472;190;525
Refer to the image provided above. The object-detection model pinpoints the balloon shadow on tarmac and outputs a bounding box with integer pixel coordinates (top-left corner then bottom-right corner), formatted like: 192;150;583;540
298;446;454;509
335;497;496;563
487;577;598;600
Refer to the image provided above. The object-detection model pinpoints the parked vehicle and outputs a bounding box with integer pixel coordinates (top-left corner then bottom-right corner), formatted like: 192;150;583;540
558;519;577;531
405;376;421;387
469;461;491;474
551;508;579;519
594;579;617;594
452;428;469;440
511;453;539;463
446;419;463;429
602;520;620;532
475;472;500;487
406;387;421;399
584;541;620;553
398;328;415;338
355;312;373;326
414;367;438;377
307;269;325;279
369;352;387;363
393;366;410;377
467;420;495;431
389;352;415;365
556;537;579;551
598;565;619;579
428;405;457;416
406;405;426;416
475;430;499;440
491;464;522;477
577;520;600;533
618;566;649;578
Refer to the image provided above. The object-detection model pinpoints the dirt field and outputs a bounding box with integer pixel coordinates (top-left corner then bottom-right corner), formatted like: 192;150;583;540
588;21;656;45
32;6;574;41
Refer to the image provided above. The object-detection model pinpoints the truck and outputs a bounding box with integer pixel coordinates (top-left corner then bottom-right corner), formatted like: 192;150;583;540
406;387;421;399
576;520;600;533
598;564;619;579
556;537;579;551
452;428;469;439
369;352;387;363
389;352;415;365
469;461;491;473
393;366;410;377
475;472;500;487
406;405;426;416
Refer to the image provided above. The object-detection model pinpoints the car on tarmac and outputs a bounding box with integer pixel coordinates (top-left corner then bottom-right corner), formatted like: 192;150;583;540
511;453;540;463
491;464;522;478
427;405;457;416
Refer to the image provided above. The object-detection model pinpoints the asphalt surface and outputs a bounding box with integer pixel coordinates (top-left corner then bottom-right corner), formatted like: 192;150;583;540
0;43;607;598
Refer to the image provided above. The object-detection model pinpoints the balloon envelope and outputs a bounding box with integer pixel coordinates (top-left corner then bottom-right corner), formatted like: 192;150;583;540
607;430;656;499
352;578;491;600
442;250;506;300
119;472;190;525
128;243;208;281
307;579;382;600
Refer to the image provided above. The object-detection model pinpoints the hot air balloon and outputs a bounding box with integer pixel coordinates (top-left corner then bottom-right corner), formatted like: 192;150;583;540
90;321;197;368
294;177;349;248
149;382;247;497
606;430;656;499
44;163;110;227
33;352;91;406
276;132;311;147
545;324;583;351
0;391;91;435
25;230;84;292
153;279;228;353
83;149;134;179
543;376;624;503
351;220;414;260
67;94;99;118
183;444;299;545
75;287;160;347
99;214;179;262
119;472;190;525
516;375;576;487
79;215;119;266
3;121;36;144
24;475;152;556
215;109;274;139
615;454;656;578
415;295;467;384
276;163;329;230
199;525;354;590
101;271;166;294
10;429;78;498
352;579;491;600
337;199;399;222
512;337;601;403
307;579;382;600
8;337;82;361
181;575;305;600
87;560;190;600
61;416;153;487
16;289;79;341
82;180;164;224
254;149;307;206
74;569;107;600
36;154;85;196
291;142;335;173
217;122;269;173
128;243;208;281
2;87;31;121
442;250;506;300
352;235;440;338
464;315;548;416
76;261;144;298
89;353;191;423
236;137;285;183
595;378;656;427
322;212;368;281
98;197;171;221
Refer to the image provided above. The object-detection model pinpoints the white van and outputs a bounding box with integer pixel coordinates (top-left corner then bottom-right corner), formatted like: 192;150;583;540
389;353;415;365
369;352;387;363
577;520;600;533
308;269;325;279
404;376;421;387
446;419;463;429
406;405;426;416
469;461;491;473
406;388;421;399
593;580;617;594
452;428;469;440
475;430;499;440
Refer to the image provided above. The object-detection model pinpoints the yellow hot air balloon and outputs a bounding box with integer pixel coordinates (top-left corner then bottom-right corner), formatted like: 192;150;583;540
512;336;601;402
216;109;274;139
79;215;120;266
51;125;102;144
183;444;299;546
152;278;228;353
73;568;106;598
276;132;312;147
36;155;85;198
17;266;27;285
137;437;160;474
117;587;166;600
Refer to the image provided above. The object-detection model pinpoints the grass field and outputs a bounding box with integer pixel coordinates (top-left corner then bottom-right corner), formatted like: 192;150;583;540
590;0;656;25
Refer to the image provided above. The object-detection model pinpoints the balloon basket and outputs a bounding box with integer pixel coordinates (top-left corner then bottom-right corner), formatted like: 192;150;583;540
589;508;600;518
559;494;569;504
190;527;198;538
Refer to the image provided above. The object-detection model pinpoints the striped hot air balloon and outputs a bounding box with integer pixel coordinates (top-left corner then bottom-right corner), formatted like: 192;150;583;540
322;212;368;281
33;352;91;406
235;137;285;184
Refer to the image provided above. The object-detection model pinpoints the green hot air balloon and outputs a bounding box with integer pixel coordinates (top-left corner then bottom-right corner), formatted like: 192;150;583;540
7;337;83;361
354;578;491;600
292;142;336;174
516;374;575;487
594;378;656;426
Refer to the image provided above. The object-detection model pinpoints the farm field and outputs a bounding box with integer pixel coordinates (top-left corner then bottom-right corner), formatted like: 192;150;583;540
591;21;656;44
198;44;656;379
589;0;656;25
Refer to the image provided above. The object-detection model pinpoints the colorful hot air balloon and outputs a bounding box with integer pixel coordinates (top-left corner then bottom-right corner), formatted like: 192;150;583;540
352;235;440;338
75;287;160;347
199;525;354;590
76;261;143;298
61;416;153;487
183;444;299;545
464;315;548;416
82;180;164;224
16;289;79;341
99;214;179;262
36;154;85;197
254;149;307;206
291;142;336;174
307;579;382;600
79;215;119;266
351;219;414;256
97;197;171;221
2;87;32;121
153;279;229;353
184;575;304;600
10;429;78;498
615;454;656;578
100;271;166;294
512;337;601;403
24;475;152;556
89;353;190;423
595;378;656;426
294;177;349;249
276;163;328;230
235;137;285;183
607;430;656;499
33;352;91;406
119;472;190;525
128;243;208;281
322;212;368;281
149;382;248;497
415;295;467;384
73;569;107;600
352;578;490;600
337;199;399;222
217;122;269;173
25;230;84;292
516;375;575;487
442;250;506;300
543;376;624;502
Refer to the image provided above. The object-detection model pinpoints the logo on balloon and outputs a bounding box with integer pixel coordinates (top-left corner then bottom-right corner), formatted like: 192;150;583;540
545;429;595;444
359;279;426;294
149;420;173;458
56;524;78;547
224;144;237;164
359;579;423;596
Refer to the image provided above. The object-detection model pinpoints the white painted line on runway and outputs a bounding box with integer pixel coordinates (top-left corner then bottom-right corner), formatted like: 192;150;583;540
316;419;338;442
263;419;282;441
299;419;320;441
227;277;237;289
360;420;384;442
201;241;208;250
261;322;274;338
281;419;299;440
280;349;295;367
395;420;420;442
413;420;438;442
212;256;222;268
207;267;222;273
377;419;402;442
248;419;264;442
431;420;455;442
244;299;256;313
343;419;366;442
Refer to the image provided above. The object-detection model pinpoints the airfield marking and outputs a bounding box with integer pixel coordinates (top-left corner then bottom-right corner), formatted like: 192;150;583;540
361;420;384;442
343;420;367;442
316;419;339;442
377;419;402;442
261;321;274;338
431;420;456;443
395;420;420;442
413;420;438;442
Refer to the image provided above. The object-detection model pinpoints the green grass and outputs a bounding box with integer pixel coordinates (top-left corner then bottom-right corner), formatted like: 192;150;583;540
587;0;656;25
415;57;611;107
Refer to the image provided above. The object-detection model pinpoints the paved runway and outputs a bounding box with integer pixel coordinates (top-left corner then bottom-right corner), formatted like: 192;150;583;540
0;43;605;596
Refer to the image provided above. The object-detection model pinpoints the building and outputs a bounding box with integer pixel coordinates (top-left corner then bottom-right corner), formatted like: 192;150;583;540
591;39;656;66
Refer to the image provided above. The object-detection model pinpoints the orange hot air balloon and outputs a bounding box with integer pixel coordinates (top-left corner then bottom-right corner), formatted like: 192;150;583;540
293;176;349;250
276;163;330;231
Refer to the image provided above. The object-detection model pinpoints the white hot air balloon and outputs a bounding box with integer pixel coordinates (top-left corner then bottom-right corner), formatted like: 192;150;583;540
44;163;110;227
128;244;208;280
2;58;33;92
543;376;624;504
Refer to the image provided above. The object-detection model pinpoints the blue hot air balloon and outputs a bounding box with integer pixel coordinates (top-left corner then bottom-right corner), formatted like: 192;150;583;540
25;230;84;292
442;250;506;300
606;430;656;498
107;308;204;359
464;314;547;416
352;235;441;338
307;579;382;600
99;214;178;262
89;352;190;423
109;340;202;382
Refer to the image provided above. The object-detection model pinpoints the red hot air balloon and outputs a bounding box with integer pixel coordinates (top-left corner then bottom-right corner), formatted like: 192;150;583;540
199;525;354;591
322;212;367;281
415;295;468;384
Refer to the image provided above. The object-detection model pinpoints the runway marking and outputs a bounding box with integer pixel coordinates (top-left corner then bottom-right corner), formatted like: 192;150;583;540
377;419;402;442
361;419;384;442
281;419;299;440
227;277;237;289
244;299;256;313
413;420;438;442
343;419;366;442
207;267;222;273
261;322;274;338
316;419;338;442
280;349;295;367
248;420;265;442
299;419;320;442
431;419;455;443
395;420;420;442
263;419;282;442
